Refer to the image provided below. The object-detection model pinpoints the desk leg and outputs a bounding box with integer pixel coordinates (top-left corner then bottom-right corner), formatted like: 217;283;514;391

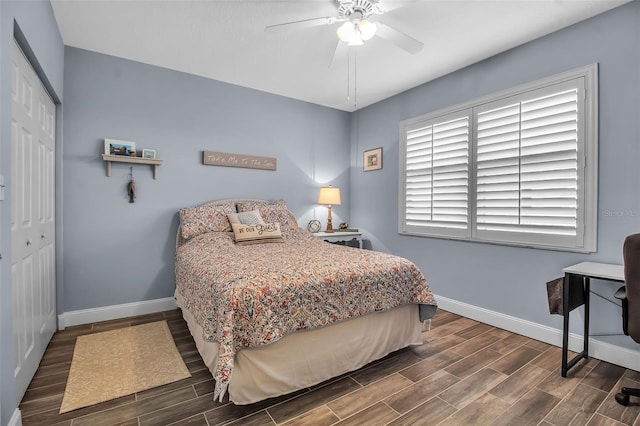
583;277;590;359
562;273;570;377
561;274;590;377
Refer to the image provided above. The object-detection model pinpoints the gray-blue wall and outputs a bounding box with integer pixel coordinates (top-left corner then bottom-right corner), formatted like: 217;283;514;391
0;1;64;424
61;47;351;312
351;2;640;350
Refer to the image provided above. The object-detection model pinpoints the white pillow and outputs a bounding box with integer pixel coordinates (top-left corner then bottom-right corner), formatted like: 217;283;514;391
227;210;265;226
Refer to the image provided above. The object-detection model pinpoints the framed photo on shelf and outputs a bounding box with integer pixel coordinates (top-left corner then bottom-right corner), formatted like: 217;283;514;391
363;147;382;172
104;138;136;157
142;149;157;159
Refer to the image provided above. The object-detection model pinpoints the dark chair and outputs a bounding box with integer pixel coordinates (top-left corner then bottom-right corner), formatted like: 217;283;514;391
614;233;640;406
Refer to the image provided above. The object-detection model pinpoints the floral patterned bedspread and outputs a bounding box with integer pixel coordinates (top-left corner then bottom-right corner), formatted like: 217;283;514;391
175;228;435;401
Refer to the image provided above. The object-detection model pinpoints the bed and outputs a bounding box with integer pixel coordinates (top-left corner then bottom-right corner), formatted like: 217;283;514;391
174;199;437;404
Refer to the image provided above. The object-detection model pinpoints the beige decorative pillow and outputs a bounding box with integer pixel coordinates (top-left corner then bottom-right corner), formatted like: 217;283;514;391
227;210;265;226
231;222;283;245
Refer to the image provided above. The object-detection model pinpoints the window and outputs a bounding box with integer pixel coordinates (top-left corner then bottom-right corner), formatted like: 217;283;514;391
399;65;598;252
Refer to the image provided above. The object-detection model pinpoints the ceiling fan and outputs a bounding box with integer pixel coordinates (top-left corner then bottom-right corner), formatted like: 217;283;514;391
265;0;424;66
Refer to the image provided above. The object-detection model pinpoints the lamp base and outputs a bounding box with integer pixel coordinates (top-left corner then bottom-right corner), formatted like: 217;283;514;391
325;205;335;233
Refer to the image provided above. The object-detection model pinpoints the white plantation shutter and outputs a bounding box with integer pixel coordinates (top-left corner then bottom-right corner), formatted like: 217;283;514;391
403;112;470;237
399;65;597;252
476;85;581;239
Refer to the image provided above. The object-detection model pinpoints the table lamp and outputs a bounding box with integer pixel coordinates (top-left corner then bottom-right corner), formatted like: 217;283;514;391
317;186;341;233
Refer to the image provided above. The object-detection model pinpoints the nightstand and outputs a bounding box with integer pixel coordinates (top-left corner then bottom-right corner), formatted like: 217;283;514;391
314;231;362;249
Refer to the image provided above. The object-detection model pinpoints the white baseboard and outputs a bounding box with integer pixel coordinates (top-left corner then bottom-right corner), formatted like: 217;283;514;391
55;294;638;370
58;297;177;330
436;294;640;372
8;408;21;426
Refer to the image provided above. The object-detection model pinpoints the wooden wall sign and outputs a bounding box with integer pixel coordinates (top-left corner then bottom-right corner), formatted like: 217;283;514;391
202;151;277;171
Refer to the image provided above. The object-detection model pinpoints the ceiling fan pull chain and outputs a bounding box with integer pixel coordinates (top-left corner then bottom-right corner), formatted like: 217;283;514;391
353;49;357;108
346;48;351;102
346;48;357;108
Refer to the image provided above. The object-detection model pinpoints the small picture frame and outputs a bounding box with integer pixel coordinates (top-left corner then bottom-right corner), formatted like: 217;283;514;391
104;138;136;157
363;147;382;172
142;149;157;159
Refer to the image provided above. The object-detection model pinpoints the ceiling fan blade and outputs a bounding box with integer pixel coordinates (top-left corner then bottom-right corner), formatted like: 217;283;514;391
328;40;348;68
375;22;424;54
373;0;420;14
265;16;336;32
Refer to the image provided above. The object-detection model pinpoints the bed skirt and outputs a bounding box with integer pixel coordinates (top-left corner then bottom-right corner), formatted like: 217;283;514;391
175;291;425;405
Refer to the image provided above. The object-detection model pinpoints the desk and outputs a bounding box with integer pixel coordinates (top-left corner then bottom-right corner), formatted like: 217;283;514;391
561;262;624;377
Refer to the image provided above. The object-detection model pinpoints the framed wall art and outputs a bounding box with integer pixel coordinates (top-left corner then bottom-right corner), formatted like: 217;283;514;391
363;147;382;172
104;138;136;157
142;149;157;159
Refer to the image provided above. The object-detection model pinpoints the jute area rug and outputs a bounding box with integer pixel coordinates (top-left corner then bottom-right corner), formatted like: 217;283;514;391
60;320;191;413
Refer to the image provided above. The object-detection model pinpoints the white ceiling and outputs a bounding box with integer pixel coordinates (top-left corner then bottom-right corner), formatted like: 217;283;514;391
50;0;629;112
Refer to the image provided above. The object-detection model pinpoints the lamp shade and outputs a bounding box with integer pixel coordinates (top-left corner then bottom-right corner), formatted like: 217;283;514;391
317;186;341;205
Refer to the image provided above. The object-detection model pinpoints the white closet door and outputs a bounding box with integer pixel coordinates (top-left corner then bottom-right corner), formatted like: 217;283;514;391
11;40;57;401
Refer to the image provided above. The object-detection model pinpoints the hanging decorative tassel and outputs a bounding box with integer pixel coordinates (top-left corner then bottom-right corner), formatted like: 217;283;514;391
127;167;136;203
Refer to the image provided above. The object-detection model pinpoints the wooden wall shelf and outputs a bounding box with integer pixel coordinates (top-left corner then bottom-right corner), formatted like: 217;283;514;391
102;154;163;179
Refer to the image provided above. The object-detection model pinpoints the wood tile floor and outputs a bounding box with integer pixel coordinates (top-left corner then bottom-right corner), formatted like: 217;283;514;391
20;308;640;425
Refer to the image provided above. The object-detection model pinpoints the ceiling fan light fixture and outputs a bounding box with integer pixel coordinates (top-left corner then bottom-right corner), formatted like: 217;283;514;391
358;19;377;41
337;21;356;43
337;19;373;46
